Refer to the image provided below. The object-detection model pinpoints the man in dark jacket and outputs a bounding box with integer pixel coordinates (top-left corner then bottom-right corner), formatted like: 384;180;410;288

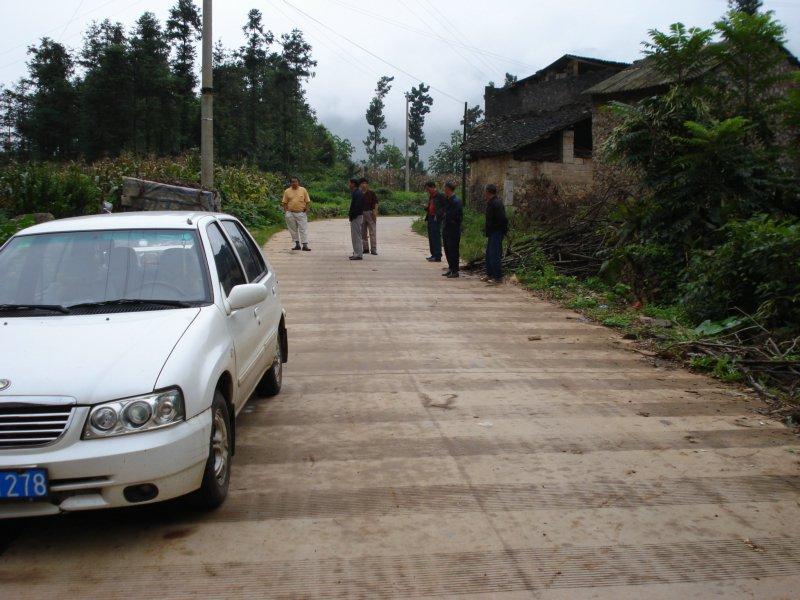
441;181;463;278
423;181;446;262
483;184;508;283
347;178;364;260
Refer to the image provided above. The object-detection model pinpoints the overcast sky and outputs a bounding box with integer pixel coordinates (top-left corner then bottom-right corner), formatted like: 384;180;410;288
1;0;798;161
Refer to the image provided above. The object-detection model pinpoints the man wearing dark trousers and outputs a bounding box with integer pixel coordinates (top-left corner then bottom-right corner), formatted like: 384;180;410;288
360;178;379;255
442;181;463;279
347;178;364;260
424;181;446;262
483;184;508;284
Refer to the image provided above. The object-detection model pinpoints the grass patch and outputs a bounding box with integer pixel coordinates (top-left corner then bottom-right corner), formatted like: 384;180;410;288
249;224;285;246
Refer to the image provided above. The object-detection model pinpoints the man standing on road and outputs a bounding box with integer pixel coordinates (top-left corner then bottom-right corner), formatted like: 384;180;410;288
483;184;508;284
360;178;379;256
347;178;364;260
442;181;463;279
423;181;446;262
282;176;311;252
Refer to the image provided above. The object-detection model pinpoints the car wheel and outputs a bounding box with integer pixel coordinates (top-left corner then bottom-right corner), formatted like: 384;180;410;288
194;390;231;509
256;340;282;397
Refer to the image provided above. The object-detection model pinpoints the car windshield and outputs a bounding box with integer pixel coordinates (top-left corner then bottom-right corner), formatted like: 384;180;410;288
0;228;211;310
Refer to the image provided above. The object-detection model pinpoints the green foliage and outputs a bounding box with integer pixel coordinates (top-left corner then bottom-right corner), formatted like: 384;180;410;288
364;76;394;166
0;213;34;246
2;5;332;175
689;354;744;382
407;82;433;172
428;131;464;175
680;215;800;329
643;23;715;84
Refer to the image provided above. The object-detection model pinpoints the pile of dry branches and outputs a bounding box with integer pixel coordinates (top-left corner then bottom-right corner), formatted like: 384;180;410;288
468;196;611;277
670;320;800;422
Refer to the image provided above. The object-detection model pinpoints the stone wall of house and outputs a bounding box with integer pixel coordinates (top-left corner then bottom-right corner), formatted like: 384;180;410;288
469;129;594;209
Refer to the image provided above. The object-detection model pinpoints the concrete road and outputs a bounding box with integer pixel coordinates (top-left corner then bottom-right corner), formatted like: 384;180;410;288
2;216;800;599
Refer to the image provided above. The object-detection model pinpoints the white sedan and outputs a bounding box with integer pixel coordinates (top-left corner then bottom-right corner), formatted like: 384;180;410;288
0;211;287;517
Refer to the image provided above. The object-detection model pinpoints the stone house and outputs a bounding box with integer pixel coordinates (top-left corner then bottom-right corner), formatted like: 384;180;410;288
463;55;629;207
465;49;798;209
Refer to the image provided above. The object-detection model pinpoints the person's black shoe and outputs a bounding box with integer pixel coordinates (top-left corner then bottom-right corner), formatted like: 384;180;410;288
302;244;311;251
426;256;441;262
371;251;378;255
292;242;301;251
349;256;363;260
446;272;460;278
442;271;451;276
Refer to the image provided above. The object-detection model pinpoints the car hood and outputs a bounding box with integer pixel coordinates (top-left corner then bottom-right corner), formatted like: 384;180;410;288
0;309;200;405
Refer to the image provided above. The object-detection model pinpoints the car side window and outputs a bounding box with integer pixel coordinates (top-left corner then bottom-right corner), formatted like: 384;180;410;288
221;220;266;282
206;222;246;296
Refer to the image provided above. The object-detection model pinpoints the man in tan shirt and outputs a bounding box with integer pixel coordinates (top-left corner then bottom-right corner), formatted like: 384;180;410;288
281;177;311;251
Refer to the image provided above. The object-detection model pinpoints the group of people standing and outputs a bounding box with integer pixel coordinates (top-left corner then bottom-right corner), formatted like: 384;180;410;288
283;175;508;284
347;178;379;260
424;181;508;283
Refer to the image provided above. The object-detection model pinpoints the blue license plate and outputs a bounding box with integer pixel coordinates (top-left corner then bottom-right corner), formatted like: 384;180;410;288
0;468;49;500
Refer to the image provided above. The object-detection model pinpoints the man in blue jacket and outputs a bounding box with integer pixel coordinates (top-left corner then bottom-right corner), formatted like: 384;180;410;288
347;178;364;260
441;182;463;279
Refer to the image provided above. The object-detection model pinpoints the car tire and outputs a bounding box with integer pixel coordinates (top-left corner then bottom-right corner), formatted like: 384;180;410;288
194;390;232;509
256;341;282;397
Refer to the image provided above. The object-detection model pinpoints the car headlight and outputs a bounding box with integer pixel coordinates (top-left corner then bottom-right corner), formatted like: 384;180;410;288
83;388;186;439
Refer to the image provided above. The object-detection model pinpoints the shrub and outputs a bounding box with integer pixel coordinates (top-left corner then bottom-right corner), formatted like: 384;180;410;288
680;214;800;329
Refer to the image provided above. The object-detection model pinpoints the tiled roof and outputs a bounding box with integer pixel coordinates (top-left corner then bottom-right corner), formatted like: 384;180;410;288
463;104;590;156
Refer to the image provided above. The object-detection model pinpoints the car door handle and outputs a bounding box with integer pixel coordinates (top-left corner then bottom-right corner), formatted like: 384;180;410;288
254;307;260;316
271;286;277;296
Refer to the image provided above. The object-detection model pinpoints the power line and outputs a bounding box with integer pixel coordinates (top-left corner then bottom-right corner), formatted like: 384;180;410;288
60;0;87;39
395;0;489;79
325;0;536;70
281;0;464;104
0;0;148;72
416;0;503;74
264;0;376;79
0;0;132;58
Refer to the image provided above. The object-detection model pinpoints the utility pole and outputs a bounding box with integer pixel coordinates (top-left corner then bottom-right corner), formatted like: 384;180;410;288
200;0;214;190
404;93;410;192
461;101;468;207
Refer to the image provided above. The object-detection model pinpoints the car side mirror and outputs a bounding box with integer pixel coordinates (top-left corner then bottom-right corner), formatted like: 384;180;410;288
228;283;268;311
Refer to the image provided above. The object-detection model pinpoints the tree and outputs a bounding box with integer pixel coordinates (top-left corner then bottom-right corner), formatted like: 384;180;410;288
461;104;484;136
129;12;177;154
21;38;78;159
728;0;762;14
407;82;433;172
79;20;134;159
238;9;274;163
166;0;201;149
364;75;393;166
713;10;788;138
643;23;715;84
273;29;316;172
376;143;404;170
332;134;355;165
428;130;463;175
503;73;518;87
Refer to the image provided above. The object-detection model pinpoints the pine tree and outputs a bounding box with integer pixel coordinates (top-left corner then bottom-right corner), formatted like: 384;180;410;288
274;29;316;172
213;41;248;163
166;0;201;150
22;38;78;159
407;82;433;172
238;9;274;163
728;0;762;14
130;12;177;154
364;75;393;166
79;20;134;159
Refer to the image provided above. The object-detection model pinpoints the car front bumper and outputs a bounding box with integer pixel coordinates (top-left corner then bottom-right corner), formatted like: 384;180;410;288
0;408;211;519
